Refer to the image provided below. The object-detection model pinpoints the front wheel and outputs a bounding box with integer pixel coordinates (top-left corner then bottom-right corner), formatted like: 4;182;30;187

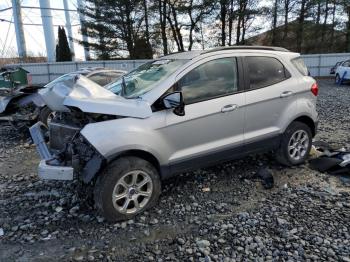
94;156;161;222
38;106;56;126
276;121;312;166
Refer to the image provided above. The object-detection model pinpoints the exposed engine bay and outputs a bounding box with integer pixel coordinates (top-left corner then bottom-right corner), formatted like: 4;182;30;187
46;108;119;183
30;75;153;183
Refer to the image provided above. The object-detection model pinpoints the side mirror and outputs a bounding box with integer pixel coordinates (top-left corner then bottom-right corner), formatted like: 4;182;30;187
163;91;185;116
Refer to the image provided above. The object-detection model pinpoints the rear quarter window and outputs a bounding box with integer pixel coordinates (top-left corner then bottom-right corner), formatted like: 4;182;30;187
292;57;309;76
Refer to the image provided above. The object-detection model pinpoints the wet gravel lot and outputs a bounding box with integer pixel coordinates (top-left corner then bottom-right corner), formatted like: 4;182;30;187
0;79;349;261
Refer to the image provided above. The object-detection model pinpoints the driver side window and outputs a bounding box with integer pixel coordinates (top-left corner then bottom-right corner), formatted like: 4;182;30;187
178;57;238;104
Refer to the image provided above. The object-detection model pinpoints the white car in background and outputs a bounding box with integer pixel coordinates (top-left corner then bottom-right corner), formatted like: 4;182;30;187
335;60;350;84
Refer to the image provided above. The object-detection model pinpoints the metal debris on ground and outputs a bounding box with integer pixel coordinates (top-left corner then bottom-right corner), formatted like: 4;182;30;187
309;141;350;175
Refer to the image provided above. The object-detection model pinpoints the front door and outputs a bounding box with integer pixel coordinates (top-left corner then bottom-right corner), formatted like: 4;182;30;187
162;56;245;173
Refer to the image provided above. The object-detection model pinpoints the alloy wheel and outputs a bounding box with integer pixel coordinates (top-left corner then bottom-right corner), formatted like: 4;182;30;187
112;170;153;214
288;130;310;161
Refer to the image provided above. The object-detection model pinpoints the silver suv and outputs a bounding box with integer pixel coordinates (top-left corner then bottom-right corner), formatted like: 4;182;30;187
30;46;318;221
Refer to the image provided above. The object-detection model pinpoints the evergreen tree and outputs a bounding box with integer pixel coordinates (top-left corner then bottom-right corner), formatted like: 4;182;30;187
55;26;72;62
79;0;153;59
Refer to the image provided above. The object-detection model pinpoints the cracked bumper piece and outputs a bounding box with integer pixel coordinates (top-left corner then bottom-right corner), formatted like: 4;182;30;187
39;160;74;180
30;122;74;181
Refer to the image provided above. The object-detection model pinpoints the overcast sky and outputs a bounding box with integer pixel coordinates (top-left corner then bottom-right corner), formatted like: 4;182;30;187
0;0;85;60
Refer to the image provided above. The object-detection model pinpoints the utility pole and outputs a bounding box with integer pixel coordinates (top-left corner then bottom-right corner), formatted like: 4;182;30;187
39;0;56;62
12;0;27;59
63;0;75;60
77;0;90;60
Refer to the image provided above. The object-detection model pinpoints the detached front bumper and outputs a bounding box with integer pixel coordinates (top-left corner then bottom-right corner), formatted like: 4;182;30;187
30;122;73;181
38;160;73;180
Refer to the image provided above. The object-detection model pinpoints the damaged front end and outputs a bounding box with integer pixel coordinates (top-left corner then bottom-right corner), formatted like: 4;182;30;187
30;109;115;183
30;75;153;183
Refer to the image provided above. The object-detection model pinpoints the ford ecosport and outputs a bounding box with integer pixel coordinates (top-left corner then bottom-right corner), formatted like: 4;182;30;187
30;46;318;221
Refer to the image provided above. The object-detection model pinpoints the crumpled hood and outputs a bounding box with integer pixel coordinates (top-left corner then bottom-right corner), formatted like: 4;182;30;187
39;75;152;118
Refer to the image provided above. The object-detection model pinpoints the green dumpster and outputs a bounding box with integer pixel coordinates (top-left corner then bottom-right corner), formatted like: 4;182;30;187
0;66;30;89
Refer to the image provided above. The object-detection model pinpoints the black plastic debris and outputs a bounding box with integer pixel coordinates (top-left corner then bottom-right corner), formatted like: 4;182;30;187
309;141;350;175
256;168;274;189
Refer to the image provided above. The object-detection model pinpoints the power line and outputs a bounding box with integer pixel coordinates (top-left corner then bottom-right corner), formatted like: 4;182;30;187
1;5;77;13
0;18;80;27
22;6;76;12
1;15;12;56
22;11;47;51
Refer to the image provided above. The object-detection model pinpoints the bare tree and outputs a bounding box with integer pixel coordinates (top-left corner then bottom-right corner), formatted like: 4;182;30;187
345;1;350;51
271;0;279;45
281;0;297;41
296;0;308;52
166;1;184;51
143;0;151;48
219;0;229;46
321;0;330;41
228;0;236;46
158;0;168;55
186;0;214;50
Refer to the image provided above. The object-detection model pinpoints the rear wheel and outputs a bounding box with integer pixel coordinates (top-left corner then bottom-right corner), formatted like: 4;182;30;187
276;121;312;166
94;156;161;222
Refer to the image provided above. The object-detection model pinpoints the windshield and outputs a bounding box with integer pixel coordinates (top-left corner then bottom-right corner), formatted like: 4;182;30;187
105;59;189;98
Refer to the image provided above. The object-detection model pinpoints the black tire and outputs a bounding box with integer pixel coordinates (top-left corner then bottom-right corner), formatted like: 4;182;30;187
275;121;312;166
38;106;54;126
94;156;161;222
335;74;340;84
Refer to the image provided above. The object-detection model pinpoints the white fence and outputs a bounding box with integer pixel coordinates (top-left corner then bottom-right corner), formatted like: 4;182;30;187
16;60;151;85
302;53;350;77
8;52;350;85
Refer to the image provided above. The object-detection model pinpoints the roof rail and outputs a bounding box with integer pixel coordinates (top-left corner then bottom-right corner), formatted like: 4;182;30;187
203;46;290;53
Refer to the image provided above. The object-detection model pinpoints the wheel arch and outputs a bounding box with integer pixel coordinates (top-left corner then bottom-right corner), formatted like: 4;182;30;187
108;149;162;176
290;115;316;137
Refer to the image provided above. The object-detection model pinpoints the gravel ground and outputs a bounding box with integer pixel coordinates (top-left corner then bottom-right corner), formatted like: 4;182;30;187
0;79;349;261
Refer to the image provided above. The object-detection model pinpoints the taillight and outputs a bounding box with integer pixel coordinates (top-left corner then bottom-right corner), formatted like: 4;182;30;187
311;82;318;96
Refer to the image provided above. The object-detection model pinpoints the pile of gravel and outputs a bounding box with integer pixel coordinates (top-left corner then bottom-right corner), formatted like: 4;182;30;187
1;80;349;261
129;187;350;262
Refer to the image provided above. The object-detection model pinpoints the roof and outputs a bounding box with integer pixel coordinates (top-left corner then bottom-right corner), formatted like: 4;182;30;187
160;50;202;60
203;46;290;53
160;46;290;60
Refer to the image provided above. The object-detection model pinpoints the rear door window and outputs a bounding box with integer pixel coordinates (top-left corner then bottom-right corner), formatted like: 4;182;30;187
246;57;291;89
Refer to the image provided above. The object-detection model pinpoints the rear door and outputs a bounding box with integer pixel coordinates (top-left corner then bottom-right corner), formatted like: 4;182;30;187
243;56;295;150
162;55;245;172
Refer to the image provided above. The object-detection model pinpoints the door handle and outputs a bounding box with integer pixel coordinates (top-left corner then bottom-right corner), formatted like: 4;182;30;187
221;104;238;113
280;91;293;98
